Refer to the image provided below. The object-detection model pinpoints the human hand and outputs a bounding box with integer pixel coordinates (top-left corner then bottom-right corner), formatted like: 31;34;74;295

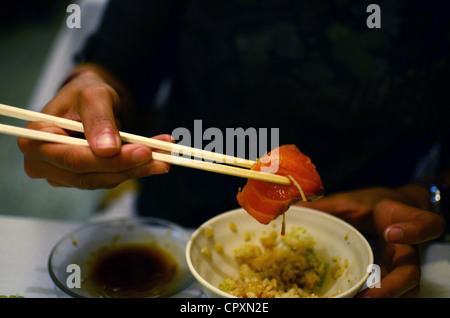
18;68;171;189
299;188;444;298
298;186;428;234
358;199;444;297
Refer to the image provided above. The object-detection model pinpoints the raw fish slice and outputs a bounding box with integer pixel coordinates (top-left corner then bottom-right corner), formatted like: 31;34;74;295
236;179;289;224
237;145;323;224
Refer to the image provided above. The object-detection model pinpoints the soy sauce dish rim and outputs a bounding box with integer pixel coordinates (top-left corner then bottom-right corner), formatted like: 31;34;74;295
48;217;194;298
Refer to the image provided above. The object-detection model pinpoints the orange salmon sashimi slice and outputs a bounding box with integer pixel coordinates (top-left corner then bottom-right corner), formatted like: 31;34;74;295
236;145;324;224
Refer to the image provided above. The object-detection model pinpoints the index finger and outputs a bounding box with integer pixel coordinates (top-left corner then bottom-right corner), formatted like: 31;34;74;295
40;142;154;174
374;199;445;245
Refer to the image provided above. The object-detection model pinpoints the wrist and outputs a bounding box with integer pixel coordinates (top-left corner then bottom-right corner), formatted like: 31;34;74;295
59;70;88;90
395;184;434;211
409;178;449;242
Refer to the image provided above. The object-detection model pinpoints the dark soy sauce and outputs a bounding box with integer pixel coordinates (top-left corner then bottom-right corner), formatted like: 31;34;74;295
82;243;178;298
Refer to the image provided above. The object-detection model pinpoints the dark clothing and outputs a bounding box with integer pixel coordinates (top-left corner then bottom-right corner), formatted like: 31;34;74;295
77;0;450;227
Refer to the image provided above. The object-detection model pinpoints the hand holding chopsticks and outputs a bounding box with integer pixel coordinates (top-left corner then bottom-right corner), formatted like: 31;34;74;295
0;103;291;186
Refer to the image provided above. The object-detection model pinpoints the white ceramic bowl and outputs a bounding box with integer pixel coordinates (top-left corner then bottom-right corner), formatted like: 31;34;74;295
49;217;194;298
186;206;374;298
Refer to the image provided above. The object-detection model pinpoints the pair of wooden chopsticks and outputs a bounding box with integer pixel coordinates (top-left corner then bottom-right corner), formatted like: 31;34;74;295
0;104;291;185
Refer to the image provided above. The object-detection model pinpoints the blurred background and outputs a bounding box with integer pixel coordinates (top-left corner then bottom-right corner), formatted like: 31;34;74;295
0;0;107;221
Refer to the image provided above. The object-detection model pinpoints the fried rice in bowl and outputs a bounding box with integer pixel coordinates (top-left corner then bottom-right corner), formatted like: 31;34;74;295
186;206;374;298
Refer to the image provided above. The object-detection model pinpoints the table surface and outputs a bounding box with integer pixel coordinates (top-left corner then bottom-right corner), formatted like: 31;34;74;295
0;198;449;298
0;213;207;298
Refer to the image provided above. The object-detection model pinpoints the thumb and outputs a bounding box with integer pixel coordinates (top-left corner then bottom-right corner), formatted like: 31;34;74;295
374;199;445;245
79;86;121;157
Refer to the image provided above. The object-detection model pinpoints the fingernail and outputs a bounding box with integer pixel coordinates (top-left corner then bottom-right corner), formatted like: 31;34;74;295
149;164;169;175
132;147;151;163
96;133;118;149
385;227;404;242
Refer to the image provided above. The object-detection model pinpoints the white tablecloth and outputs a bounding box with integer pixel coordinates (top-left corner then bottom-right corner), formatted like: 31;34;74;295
0;214;205;298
